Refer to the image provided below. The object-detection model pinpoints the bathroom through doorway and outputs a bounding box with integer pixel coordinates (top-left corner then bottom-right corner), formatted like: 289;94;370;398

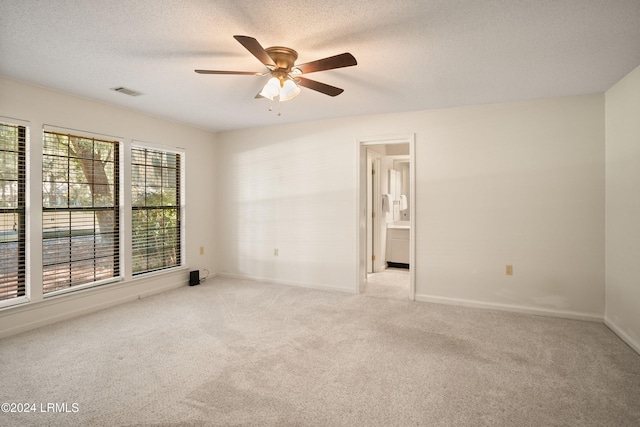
357;134;415;300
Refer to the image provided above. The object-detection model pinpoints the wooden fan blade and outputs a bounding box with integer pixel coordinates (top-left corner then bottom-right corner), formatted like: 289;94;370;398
295;53;357;74
195;69;262;75
233;35;276;67
296;77;344;97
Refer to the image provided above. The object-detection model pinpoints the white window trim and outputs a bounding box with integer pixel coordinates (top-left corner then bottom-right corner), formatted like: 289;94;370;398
130;140;186;276
0;117;30;309
41;125;125;292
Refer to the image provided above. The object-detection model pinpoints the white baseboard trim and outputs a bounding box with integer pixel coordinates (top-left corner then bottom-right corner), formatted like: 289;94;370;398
415;293;603;323
216;272;355;294
604;317;640;355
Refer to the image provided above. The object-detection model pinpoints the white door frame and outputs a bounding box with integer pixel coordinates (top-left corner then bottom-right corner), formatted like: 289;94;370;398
356;133;416;300
366;152;382;273
366;151;385;273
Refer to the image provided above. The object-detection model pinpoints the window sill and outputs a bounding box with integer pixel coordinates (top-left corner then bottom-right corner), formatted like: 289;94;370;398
0;296;30;311
0;266;189;316
130;265;189;282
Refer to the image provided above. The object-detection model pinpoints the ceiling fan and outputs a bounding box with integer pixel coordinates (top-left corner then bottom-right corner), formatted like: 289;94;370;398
195;35;357;102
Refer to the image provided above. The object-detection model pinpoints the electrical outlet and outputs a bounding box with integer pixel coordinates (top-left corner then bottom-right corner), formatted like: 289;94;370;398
199;246;204;255
505;265;513;276
274;248;279;256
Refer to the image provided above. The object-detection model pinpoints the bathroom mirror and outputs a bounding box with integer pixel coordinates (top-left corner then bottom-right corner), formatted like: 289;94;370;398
393;158;410;221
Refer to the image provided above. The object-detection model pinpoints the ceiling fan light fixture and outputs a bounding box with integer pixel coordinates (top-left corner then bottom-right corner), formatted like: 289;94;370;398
259;77;280;100
279;79;301;102
196;35;357;103
260;76;300;102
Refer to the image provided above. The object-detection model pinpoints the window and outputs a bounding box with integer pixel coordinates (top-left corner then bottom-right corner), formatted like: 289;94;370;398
131;146;181;275
42;131;120;294
0;122;26;303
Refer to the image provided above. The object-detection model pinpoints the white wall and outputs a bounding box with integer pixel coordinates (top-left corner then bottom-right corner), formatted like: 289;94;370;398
418;97;604;320
217;94;605;320
215;122;357;291
0;77;217;338
605;64;640;353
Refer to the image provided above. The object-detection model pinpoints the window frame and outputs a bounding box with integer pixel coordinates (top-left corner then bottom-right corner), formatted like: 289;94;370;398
130;141;185;277
41;128;123;296
0;119;28;308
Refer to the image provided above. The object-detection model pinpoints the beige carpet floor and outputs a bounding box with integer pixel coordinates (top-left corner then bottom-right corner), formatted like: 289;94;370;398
1;276;639;426
364;268;410;300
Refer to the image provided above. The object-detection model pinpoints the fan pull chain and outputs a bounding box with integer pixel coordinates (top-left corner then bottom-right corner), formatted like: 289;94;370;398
265;98;283;116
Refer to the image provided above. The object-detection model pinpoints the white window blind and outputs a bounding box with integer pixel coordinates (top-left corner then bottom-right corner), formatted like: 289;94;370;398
0;122;26;302
131;146;181;275
42;130;120;293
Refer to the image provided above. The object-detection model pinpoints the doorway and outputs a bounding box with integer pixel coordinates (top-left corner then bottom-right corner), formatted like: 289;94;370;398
357;134;415;300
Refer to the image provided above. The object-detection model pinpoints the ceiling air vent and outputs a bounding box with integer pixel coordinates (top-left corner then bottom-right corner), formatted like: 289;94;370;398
110;86;143;97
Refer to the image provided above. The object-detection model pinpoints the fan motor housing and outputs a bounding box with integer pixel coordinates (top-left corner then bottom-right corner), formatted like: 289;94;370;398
265;46;298;71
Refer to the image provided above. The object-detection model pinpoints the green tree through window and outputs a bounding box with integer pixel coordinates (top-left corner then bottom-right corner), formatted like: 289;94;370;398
42;131;119;293
0;122;26;302
131;146;181;274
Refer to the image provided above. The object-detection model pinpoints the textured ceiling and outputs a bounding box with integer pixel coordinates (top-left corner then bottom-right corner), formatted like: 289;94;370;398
2;0;640;132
